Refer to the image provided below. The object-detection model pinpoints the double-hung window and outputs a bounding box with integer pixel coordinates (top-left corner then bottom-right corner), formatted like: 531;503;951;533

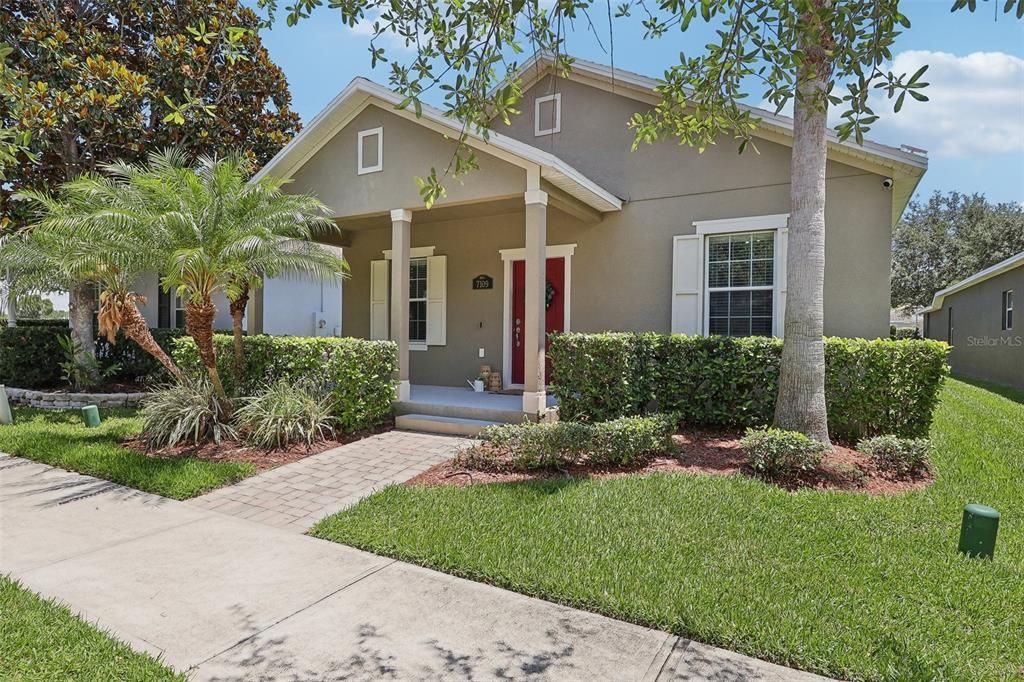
409;258;428;344
706;232;775;337
1003;290;1014;331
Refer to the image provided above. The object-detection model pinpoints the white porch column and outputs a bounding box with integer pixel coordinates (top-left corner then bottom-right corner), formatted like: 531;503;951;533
522;189;548;414
390;209;412;402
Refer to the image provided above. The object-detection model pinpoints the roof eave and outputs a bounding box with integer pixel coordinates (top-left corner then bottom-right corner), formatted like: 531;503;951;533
924;251;1024;313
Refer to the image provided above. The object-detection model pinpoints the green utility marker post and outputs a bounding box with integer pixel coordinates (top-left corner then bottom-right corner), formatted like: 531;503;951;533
958;504;1000;559
0;385;12;425
81;404;101;428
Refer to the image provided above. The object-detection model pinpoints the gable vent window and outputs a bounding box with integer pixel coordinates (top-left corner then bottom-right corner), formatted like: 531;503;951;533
1003;289;1014;331
534;93;561;136
357;127;383;174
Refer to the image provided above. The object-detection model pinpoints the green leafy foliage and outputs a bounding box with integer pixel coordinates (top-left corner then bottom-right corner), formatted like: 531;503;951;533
95;328;187;383
172;335;397;432
891;192;1024;310
858;435;932;475
457;414;677;471
235;380;336;449
141;377;237;448
549;333;949;440
57;335;120;391
741;427;825;482
890;326;921;340
0;324;66;387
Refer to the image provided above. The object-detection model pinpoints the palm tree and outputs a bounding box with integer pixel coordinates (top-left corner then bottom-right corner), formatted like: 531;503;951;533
101;151;347;405
4;175;183;379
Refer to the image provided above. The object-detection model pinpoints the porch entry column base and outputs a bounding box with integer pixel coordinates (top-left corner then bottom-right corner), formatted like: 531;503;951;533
390;208;412;395
522;189;548;416
394;379;411;402
522;390;546;416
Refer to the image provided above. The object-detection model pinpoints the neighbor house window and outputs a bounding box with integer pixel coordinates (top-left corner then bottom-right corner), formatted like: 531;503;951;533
706;232;774;337
357;127;383;174
947;306;954;344
409;257;427;343
534;93;561;136
1003;290;1014;330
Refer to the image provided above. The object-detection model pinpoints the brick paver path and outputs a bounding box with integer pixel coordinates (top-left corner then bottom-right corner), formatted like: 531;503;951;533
188;430;467;532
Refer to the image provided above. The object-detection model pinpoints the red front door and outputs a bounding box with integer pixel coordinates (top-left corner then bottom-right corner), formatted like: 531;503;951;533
511;257;565;385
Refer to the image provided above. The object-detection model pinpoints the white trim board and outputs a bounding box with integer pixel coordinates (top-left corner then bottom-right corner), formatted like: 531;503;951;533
924;251;1024;313
500;244;576;388
383;246;436;259
534;93;561;136
357;127;383;175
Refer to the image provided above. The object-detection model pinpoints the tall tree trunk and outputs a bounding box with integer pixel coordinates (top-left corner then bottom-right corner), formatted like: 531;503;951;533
774;42;831;446
118;302;183;381
68;282;97;372
185;298;229;407
229;284;249;380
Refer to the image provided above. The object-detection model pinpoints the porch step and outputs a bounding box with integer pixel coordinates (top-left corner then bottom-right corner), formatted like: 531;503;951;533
395;413;501;437
394;400;528;425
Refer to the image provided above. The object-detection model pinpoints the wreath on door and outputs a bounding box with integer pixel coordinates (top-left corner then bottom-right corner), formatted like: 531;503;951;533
545;280;557;309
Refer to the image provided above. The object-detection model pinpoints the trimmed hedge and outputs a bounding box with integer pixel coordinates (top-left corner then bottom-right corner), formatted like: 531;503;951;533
96;328;186;382
0;325;67;387
172;335;397;432
549;333;949;440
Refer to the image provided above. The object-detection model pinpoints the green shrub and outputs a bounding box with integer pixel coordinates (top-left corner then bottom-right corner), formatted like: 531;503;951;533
857;435;931;476
96;328;186;383
0;325;68;387
58;335;121;391
549;333;949;439
141;377;237;447
741;427;825;482
173;335;397;432
236;380;336;450
890;326;921;340
457;414;676;472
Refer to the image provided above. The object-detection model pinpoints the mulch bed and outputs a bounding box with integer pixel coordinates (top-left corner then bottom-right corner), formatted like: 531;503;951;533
122;422;392;472
407;428;933;496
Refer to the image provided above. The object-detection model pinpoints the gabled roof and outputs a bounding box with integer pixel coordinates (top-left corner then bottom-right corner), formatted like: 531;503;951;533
253;77;622;213
924;251;1024;313
510;54;929;225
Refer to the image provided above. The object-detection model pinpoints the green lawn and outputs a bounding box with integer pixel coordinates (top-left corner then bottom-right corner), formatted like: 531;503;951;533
0;576;182;681
312;378;1023;681
0;408;254;499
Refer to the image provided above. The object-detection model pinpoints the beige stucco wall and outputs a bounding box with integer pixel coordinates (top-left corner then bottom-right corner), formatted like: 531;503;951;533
288;104;527;217
924;267;1023;389
289;74;898;386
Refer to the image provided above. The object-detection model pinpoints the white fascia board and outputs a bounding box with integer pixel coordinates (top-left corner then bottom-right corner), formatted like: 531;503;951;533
924;251;1024;313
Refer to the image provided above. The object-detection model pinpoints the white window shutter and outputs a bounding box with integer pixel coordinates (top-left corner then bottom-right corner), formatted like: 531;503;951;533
671;235;702;334
775;228;788;338
426;255;447;345
369;259;389;340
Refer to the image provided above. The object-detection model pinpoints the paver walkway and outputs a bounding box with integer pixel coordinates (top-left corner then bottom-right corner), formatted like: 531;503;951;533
189;431;467;531
0;455;831;681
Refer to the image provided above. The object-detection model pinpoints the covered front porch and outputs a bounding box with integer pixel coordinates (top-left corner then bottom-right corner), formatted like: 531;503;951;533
394;384;559;435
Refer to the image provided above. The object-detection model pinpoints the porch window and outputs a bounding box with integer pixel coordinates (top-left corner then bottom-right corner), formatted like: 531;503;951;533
157;288;186;328
706;232;774;337
409;258;427;343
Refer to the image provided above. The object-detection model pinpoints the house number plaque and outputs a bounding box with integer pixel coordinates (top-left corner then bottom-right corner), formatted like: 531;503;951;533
472;274;494;290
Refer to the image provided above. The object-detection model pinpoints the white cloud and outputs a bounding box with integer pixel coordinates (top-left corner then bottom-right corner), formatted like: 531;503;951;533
869;50;1024;157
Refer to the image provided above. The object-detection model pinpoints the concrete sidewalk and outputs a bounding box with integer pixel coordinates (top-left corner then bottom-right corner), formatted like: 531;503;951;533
0;455;829;681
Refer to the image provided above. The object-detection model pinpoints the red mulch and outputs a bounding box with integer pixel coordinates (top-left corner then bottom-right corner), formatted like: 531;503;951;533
406;428;933;496
122;423;391;471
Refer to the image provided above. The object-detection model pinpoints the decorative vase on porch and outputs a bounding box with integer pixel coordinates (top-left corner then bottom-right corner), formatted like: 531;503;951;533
487;372;502;392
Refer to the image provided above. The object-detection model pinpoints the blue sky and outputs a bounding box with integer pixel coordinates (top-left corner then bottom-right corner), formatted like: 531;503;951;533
259;2;1023;204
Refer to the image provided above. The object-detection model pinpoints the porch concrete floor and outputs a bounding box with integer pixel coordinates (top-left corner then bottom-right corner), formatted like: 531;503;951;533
408;384;558;410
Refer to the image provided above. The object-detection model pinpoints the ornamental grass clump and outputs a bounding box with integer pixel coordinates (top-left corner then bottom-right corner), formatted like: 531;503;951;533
857;435;931;476
741;427;825;483
235;380;336;450
141;377;236;447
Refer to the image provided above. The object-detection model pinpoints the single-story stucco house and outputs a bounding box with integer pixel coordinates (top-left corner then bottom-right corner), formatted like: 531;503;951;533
923;252;1023;389
137;54;928;422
